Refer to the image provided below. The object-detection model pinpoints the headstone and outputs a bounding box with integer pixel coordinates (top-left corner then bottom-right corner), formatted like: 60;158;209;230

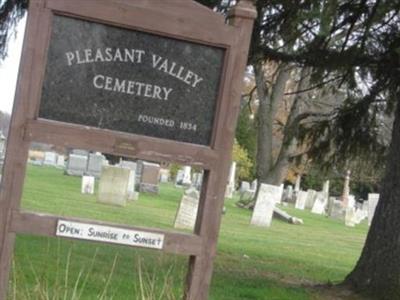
174;195;199;230
66;154;88;176
192;172;203;190
250;183;281;227
87;153;104;177
322;180;330;197
159;168;170;183
368;193;380;226
240;181;251;193
345;207;356;227
330;199;345;220
140;162;160;193
294;175;301;192
56;155;65;168
81;175;95;194
97;166;130;206
43;151;57;166
273;207;303;225
326;196;336;216
182;166;192;186
239;189;255;203
295;191;307;210
285;185;293;203
120;160;137;171
353;208;368;225
225;162;236;199
251;179;257;191
348;194;356;208
305;189;317;209
311;192;327;215
175;170;185;186
72;149;89;156
185;187;200;199
126;169;137;200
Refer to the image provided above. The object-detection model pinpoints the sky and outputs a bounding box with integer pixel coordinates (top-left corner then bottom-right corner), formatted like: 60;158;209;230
0;18;26;114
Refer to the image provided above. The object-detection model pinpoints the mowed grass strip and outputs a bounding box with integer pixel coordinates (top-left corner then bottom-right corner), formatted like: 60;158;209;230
8;165;368;299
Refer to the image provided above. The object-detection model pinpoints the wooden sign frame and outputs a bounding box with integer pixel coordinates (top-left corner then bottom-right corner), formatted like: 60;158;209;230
0;0;256;299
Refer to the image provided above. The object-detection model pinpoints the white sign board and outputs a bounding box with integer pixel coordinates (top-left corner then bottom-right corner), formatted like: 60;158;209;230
56;220;164;249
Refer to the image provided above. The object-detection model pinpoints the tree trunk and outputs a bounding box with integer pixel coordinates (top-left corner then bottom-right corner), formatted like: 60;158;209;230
344;101;400;299
255;62;291;186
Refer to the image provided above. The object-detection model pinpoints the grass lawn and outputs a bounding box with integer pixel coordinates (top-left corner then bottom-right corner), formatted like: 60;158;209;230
8;165;368;299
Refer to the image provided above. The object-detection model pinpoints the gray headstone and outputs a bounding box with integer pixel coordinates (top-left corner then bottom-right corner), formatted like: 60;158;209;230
140;162;160;193
330;200;345;220
240;189;255;203
120;160;137;171
72;149;89;156
66;154;88;176
97;166;130;206
175;170;185;186
87;153;104;177
184;187;200;199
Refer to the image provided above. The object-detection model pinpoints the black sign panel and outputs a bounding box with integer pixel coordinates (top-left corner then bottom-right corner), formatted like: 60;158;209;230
39;15;224;145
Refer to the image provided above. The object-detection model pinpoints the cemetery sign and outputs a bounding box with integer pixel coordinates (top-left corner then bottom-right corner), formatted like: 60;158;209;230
0;1;256;299
40;15;224;145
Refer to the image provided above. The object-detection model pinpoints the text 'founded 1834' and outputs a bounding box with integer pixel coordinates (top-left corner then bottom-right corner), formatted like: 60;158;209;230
39;15;224;145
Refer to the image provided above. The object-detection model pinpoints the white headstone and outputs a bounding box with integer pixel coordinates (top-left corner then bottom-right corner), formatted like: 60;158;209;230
348;194;356;208
250;183;281;227
345;207;356;227
295;191;307;210
240;181;251;193
368;193;380;226
174;195;199;230
127;170;137;200
225;162;237;199
182;166;192;186
305;189;317;209
322;180;330;203
251;179;257;191
56;155;65;168
294;175;301;192
192;172;203;189
159;168;170;183
97;166;130;206
81;176;95;194
43;152;57;166
311;192;327;215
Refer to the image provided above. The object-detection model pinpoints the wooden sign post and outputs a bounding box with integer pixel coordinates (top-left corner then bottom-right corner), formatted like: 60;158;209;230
0;0;256;298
